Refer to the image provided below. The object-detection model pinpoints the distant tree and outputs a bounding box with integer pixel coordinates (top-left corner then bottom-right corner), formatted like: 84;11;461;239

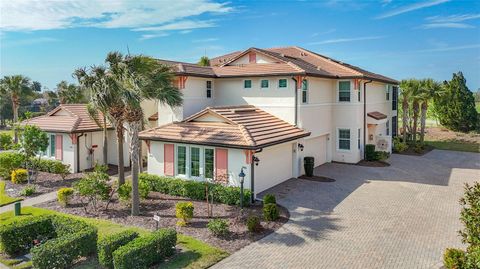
56;80;85;104
0;75;33;142
475;89;480;102
434;72;477;132
31;81;42;92
418;79;443;144
198;56;210;66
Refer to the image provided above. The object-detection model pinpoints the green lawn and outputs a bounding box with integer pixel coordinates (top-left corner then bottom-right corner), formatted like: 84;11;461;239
0;181;22;207
0;130;13;136
425;140;480;153
0;207;229;269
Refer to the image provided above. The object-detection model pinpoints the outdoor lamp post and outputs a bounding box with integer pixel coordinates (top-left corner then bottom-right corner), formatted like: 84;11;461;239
239;167;246;209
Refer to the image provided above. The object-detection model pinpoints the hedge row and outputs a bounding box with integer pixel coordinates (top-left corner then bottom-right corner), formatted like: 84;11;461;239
112;228;177;269
140;173;251;206
98;230;139;269
0;151;69;179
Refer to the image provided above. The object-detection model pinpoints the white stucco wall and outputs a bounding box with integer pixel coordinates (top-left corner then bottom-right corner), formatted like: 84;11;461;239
255;142;294;193
231;53;279;64
107;129;130;167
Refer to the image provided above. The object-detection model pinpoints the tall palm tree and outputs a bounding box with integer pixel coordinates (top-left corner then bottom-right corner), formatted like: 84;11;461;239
400;79;414;142
108;52;183;216
74;66;126;184
418;79;442;144
410;80;422;146
0;75;32;142
57;81;85;104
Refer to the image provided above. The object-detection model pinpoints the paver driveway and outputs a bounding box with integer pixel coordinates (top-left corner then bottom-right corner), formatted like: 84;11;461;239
213;150;480;269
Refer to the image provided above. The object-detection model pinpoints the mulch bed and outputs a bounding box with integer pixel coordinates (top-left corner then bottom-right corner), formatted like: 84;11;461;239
2;172;84;198
356;160;391;167
38;191;289;253
298;175;335;182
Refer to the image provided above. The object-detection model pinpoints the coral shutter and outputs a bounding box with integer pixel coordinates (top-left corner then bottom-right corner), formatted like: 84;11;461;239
55;134;63;160
164;144;174;176
215;148;228;183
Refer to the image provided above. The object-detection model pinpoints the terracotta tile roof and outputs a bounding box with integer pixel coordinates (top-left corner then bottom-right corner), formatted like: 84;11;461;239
367;111;388;120
23;104;112;133
212;63;303;77
139;105;310;149
157;59;215;77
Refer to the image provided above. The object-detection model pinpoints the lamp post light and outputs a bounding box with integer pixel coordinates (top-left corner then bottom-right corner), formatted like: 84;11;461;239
239;167;246;209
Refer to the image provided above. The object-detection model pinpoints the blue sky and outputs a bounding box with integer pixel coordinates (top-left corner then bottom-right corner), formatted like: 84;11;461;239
1;0;479;90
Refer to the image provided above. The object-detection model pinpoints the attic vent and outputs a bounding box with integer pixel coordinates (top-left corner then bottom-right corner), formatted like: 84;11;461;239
232;108;256;113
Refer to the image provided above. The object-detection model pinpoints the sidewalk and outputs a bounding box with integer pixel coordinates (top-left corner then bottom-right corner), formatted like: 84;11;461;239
0;191;57;214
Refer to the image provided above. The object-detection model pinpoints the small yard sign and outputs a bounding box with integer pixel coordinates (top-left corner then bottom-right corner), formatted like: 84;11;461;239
153;214;160;230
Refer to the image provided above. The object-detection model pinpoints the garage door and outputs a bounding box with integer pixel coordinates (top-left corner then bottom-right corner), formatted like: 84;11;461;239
303;135;327;168
255;142;293;193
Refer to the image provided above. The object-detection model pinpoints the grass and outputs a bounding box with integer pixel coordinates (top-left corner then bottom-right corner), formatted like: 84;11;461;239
476;102;480;113
0;207;229;269
0;130;13;136
0;181;22;207
425;140;480;153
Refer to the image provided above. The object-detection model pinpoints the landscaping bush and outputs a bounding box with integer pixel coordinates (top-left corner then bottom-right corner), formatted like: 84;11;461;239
0;151;25;179
0;133;13;150
375;151;390;161
57;187;74;207
74;165;113;211
118;180;150;203
207;219;229;237
0;215;56;255
20;185;36;196
98;230;139;269
31;216;97;269
263;203;279;221
393;137;408;153
246;215;261;233
140;173;251;206
365;144;376;161
112;228;176;269
11;168;28;184
30;158;70;176
414;143;425;153
176;202;194;226
444;248;466;269
263;194;276;204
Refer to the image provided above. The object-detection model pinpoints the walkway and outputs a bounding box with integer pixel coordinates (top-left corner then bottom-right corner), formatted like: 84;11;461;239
213;150;480;269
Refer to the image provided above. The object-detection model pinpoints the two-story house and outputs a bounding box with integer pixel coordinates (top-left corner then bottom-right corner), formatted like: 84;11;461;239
139;46;398;201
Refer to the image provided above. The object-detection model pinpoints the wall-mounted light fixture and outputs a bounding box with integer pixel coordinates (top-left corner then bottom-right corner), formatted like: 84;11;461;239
298;143;304;151
253;156;260;166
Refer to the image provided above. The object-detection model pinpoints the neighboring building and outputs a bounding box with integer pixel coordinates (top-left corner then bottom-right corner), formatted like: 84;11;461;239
140;46;399;200
23;104;129;172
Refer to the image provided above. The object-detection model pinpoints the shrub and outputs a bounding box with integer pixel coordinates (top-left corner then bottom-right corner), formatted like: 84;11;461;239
207;219;229;237
57;187;74;207
112;228;177;269
118;180;150;204
97;230;139;269
139;179;150;199
49;161;70;179
263;203;279;221
393;137;408;153
263;194;276;204
20;185;36;196
375;151;390;161
246;215;261;233
73;165;112;211
466;246;480;269
11;168;28;184
414;143;424;153
0;152;25;179
0;133;13;150
140;173;251;206
365;144;376;161
444;248;466;269
176;202;194;226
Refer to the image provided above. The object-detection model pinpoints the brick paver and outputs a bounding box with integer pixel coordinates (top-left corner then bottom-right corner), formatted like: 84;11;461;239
213;150;480;269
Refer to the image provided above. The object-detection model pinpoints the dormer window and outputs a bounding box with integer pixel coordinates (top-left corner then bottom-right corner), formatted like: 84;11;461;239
206;81;212;98
278;79;287;88
261;79;269;88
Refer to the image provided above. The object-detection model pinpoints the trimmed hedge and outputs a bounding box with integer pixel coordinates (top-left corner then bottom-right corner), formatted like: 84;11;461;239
98;230;139;269
112;228;177;269
0;215;55;255
140;173;251;206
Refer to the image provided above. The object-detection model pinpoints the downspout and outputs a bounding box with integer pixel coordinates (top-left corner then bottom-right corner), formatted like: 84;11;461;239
291;77;298;126
250;148;263;203
76;133;85;173
363;80;373;160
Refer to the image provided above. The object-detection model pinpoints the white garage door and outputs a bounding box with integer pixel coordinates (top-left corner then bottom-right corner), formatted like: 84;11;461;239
255;142;293;193
304;135;327;168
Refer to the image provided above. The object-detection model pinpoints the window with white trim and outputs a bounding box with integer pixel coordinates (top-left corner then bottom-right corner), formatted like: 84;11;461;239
338;129;351;150
50;135;55;157
190;147;200;177
204;148;214;179
177;146;187;175
386;120;390;136
206;81;212;98
386;85;390;101
339;81;351;102
261;79;269;88
278;79;287;88
301;79;308;104
244;80;252;89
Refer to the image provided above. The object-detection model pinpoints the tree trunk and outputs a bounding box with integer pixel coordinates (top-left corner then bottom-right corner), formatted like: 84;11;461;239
116;122;125;185
102;116;108;165
12;95;19;143
412;100;419;146
138;121;143;173
402;98;408;142
129;120;141;216
420;100;428;144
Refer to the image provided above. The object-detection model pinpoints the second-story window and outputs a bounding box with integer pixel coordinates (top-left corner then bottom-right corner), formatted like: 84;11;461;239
206;81;212;98
244;80;252;89
386;85;390;101
278;79;287;88
261;79;269;88
386;120;390;136
339;81;351;102
302;79;308;104
392;86;398;111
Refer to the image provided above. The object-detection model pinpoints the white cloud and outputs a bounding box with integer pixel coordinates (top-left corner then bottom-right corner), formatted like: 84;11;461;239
192;38;219;43
0;0;232;31
415;44;480;53
419;13;480;29
308;36;385;45
133;20;216;32
310;29;336;37
1;37;60;47
420;23;475;29
375;0;450;19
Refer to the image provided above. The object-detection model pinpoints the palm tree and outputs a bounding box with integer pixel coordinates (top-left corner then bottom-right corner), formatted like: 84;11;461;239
74;66;126;184
108;52;182;216
418;79;442;144
57;81;85;104
0;75;32;142
198;56;210;66
400;79;414;142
